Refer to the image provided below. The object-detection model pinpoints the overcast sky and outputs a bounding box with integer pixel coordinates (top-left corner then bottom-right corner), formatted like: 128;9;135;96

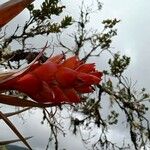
0;0;150;150
101;0;150;89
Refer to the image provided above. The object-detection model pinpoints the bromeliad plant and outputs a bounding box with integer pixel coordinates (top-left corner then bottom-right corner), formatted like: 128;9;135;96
0;0;102;106
0;0;102;149
0;47;102;105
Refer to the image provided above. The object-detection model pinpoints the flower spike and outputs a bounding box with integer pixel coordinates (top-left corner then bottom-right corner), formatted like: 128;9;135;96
0;49;103;104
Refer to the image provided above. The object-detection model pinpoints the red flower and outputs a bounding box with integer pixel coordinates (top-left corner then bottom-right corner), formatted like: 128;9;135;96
0;1;102;104
0;53;102;104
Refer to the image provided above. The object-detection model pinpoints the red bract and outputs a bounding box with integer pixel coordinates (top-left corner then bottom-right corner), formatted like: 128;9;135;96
0;53;102;104
0;0;34;28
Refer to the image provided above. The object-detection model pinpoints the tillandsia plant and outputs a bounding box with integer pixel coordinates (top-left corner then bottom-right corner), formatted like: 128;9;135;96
0;0;102;106
0;0;102;149
0;47;102;105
